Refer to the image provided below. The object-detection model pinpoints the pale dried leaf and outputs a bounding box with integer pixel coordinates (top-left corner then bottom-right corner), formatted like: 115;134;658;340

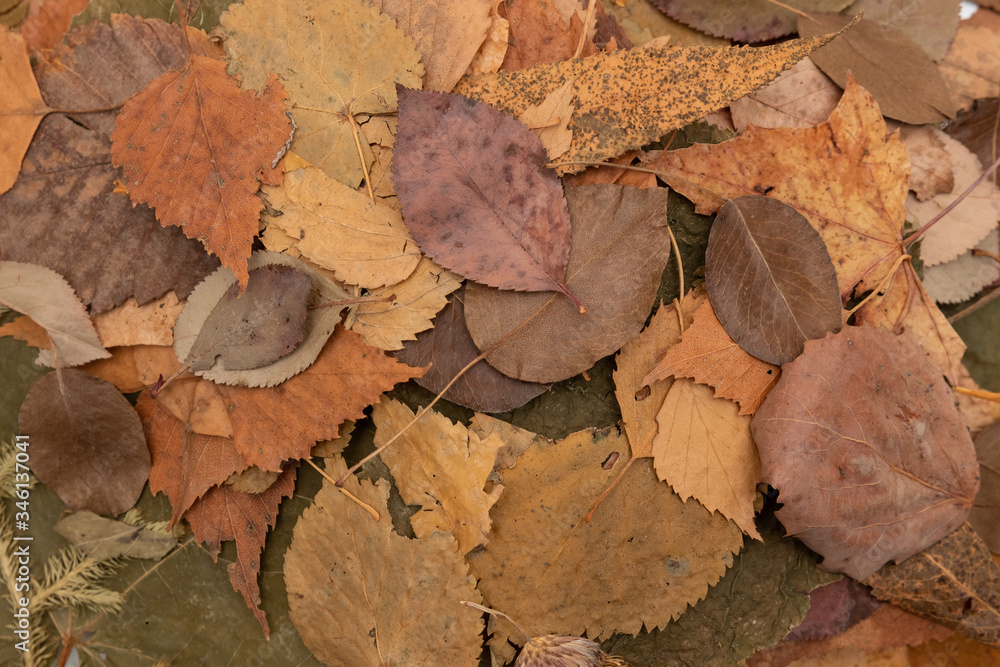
91;292;183;348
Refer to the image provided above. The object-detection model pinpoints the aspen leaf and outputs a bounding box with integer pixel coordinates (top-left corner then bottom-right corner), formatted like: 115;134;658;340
0;25;50;195
285;457;484;666
373;398;504;554
221;0;424;188
753;326;980;580
652;378;762;539
455;21;855;172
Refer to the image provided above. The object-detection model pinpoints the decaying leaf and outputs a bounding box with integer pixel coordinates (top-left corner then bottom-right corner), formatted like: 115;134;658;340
456;23;855;172
0;25;49;194
285;457;484;665
260;165;421;289
19;369;149;516
705;195;842;365
183;265;310;373
0;261;109;368
394;88;576;301
221;0;424;188
865;523;1000;648
465;184;672;383
54;510;176;561
969;419;1000;554
467;424;744;664
373;398;504;554
111;55;291;290
753;326;980;580
644;300;780;415
651;0;850;42
394;286;550;413
652;379;761;538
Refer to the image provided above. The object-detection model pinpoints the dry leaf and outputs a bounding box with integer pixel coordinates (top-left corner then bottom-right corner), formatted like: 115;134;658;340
81;344;182;393
221;0;424;188
111;55;292;290
923;229;1000;305
466;0;509;77
373;398;504;554
945;96;1000;183
347;257;462;352
465;184;672;383
939;23;1000;112
16;0;88;52
753;326;980;580
0;25;49;194
865;523;1000;649
19;369;149;516
652;0;850;42
0;314;50;350
0;261;109;367
969;419;1000;553
54;510;176;561
705;195;842;365
900;125;955;202
848;0;960;62
91;292;183;348
644;300;780;415
652;378;762;539
260;165;421;289
501;0;595;70
285;457;484;665
730;57;842;132
467;424;744;663
455;25;854;173
905;131;1000;267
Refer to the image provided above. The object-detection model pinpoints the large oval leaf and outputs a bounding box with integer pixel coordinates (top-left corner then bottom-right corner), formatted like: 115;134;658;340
706;195;841;365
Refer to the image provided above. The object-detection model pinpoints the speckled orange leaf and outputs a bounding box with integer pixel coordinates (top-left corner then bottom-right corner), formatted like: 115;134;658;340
111;55;292;289
644;300;780;415
454;23;852;173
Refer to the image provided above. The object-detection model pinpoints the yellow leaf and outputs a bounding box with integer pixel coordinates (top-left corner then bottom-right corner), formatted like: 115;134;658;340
652;378;762;539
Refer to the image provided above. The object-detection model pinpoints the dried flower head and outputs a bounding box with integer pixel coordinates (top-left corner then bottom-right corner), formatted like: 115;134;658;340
515;634;628;667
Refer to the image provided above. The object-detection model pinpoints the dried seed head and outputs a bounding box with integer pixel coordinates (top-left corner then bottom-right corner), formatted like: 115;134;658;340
514;634;628;667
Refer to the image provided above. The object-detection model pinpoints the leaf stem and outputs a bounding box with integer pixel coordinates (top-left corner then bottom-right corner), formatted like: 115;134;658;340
843;254;910;319
347;112;376;202
573;0;599;59
666;224;685;332
308;293;396;310
305;458;380;520
903;152;1000;247
953;386;1000;403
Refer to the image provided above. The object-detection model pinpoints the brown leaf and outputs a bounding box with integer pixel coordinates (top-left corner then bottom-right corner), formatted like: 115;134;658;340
946;97;1000;183
455;24;854;173
54;510;176;561
184;464;297;639
644;300;780;415
0;261;109;367
0;25;49;194
614;292;705;458
372;0;494;92
183;265;310;372
651;0;850;42
111;55;291;290
221;0;424;189
799;12;956;124
652;378;762;538
284;457;484;665
19;369;149;516
465;184;672;383
394;286;549;413
91;292;183;348
784;578;880;643
394;88;576;301
752;326;980;580
848;0;960;62
901;125;955;202
0;15;221;313
136;393;248;525
17;0;88;52
969;419;1000;553
939;23;1000;112
730;58;841;132
706;195;842;365
374;398;504;554
467;425;744;663
500;0;594;70
865;523;1000;648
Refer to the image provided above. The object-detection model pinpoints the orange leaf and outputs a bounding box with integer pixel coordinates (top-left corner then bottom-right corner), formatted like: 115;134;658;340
644;300;780;415
111;55;291;289
0;314;51;350
0;26;50;194
18;0;89;52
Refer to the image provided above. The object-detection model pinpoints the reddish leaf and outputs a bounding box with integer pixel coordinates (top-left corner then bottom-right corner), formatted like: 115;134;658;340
0;15;221;313
18;369;150;516
706;195;842;365
393;87;577;305
752;326;980;580
464;184;672;383
651;0;850;42
395;286;549;413
136;393;249;525
785;578;880;642
184;464;297;639
111;55;292;289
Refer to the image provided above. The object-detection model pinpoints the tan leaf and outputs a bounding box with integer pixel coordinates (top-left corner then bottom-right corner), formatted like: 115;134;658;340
466;0;509;78
939;23;1000;112
518;78;575;160
91;291;183;348
614;291;706;459
652;379;762;539
901;125;954;202
81;344;181;393
923;229;1000;305
0;25;50;194
221;0;424;188
467;425;744;663
261;166;421;289
644;300;780;415
730;57;840;132
285;457;484;666
156;377;233;439
346;256;462;351
373;398;504;554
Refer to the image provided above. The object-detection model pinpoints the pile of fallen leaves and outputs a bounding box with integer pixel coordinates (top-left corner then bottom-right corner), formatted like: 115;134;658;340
1;0;999;665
